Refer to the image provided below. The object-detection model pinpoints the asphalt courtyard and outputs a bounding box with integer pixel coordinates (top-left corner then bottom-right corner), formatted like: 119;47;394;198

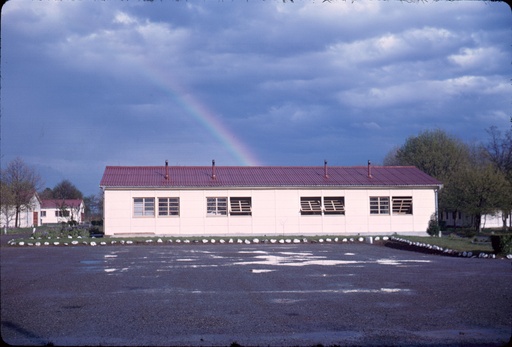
1;241;511;346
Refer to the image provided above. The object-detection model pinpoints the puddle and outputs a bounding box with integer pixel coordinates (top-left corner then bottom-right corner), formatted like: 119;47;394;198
251;269;275;273
80;260;103;265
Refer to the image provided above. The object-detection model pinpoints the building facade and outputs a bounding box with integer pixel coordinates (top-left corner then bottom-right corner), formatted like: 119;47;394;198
442;210;511;230
100;162;442;237
40;199;85;225
0;193;41;228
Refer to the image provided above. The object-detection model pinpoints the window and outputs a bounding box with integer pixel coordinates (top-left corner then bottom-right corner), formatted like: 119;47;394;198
41;211;46;217
392;196;413;215
134;198;155;217
207;197;227;216
230;197;252;216
55;210;70;217
370;197;390;215
158;198;179;216
301;197;322;215
323;197;345;215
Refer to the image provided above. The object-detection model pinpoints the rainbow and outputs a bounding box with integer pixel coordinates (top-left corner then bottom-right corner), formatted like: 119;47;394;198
142;64;260;166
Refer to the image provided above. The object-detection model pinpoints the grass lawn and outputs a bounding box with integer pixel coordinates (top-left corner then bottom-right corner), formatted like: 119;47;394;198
396;235;494;253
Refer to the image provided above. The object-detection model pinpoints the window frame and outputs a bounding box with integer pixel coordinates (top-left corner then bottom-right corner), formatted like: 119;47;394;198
300;197;322;215
158;197;180;217
229;197;252;216
323;197;345;215
370;196;390;215
133;197;155;217
392;196;413;215
206;197;228;216
55;210;70;217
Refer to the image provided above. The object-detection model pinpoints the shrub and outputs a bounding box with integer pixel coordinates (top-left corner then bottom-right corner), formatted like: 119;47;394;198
426;214;440;237
490;235;512;254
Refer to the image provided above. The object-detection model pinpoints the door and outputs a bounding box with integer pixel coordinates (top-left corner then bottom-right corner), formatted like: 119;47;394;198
33;212;38;227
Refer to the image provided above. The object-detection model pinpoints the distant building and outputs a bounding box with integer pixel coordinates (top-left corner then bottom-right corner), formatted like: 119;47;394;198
100;161;443;237
40;199;85;225
442;210;511;230
0;193;41;228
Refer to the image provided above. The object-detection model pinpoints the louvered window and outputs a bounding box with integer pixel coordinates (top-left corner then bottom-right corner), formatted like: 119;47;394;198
134;198;155;217
207;197;227;216
230;197;252;216
370;197;390;215
392;196;413;215
158;198;180;216
323;197;345;215
300;197;322;215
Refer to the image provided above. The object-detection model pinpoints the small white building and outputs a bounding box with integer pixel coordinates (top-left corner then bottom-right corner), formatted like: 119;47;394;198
0;193;41;228
40;199;85;225
100;162;442;237
442;210;511;230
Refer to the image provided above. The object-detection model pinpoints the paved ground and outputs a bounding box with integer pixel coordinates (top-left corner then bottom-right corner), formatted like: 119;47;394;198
1;241;511;346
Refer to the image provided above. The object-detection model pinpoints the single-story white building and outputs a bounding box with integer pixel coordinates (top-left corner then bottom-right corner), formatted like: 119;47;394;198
100;161;443;237
442;210;511;230
40;199;85;225
0;193;41;228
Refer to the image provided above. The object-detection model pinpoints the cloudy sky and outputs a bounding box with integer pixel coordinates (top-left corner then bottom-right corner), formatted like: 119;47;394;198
1;0;510;196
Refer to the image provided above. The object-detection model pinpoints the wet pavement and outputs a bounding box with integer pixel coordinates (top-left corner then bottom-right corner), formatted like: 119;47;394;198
1;242;511;346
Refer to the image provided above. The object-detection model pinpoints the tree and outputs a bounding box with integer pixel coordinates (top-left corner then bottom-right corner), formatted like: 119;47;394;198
483;126;512;178
1;157;43;228
384;129;473;227
0;181;16;228
384;129;470;182
39;187;54;200
84;190;103;222
482;126;512;229
443;164;511;232
51;179;83;200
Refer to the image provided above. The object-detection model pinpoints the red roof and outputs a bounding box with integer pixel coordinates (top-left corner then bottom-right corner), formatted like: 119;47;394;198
100;165;442;189
41;199;83;209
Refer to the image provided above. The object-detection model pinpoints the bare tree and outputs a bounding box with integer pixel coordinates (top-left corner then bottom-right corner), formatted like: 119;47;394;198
482;126;512;229
484;126;512;179
0;181;16;228
1;157;43;228
84;190;103;222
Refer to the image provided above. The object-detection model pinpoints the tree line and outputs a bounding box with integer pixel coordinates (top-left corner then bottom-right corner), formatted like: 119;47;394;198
384;126;512;231
0;157;103;228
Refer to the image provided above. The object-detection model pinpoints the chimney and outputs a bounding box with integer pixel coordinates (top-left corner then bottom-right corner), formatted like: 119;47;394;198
367;160;372;178
211;159;216;180
164;160;169;180
324;160;329;179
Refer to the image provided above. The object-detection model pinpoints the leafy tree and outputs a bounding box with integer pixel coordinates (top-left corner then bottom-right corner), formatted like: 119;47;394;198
39;187;54;200
384;129;470;182
384;129;472;228
0;157;43;227
51;179;83;200
387;128;512;232
443;164;511;232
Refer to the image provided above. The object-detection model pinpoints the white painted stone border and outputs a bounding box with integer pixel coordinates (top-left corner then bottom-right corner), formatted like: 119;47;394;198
8;234;509;259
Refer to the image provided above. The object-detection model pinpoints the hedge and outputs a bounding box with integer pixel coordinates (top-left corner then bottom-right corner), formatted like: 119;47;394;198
490;235;512;254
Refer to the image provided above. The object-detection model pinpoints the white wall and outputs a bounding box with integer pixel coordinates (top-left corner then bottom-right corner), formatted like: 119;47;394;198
481;212;511;229
41;204;84;225
0;195;41;228
103;187;437;237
